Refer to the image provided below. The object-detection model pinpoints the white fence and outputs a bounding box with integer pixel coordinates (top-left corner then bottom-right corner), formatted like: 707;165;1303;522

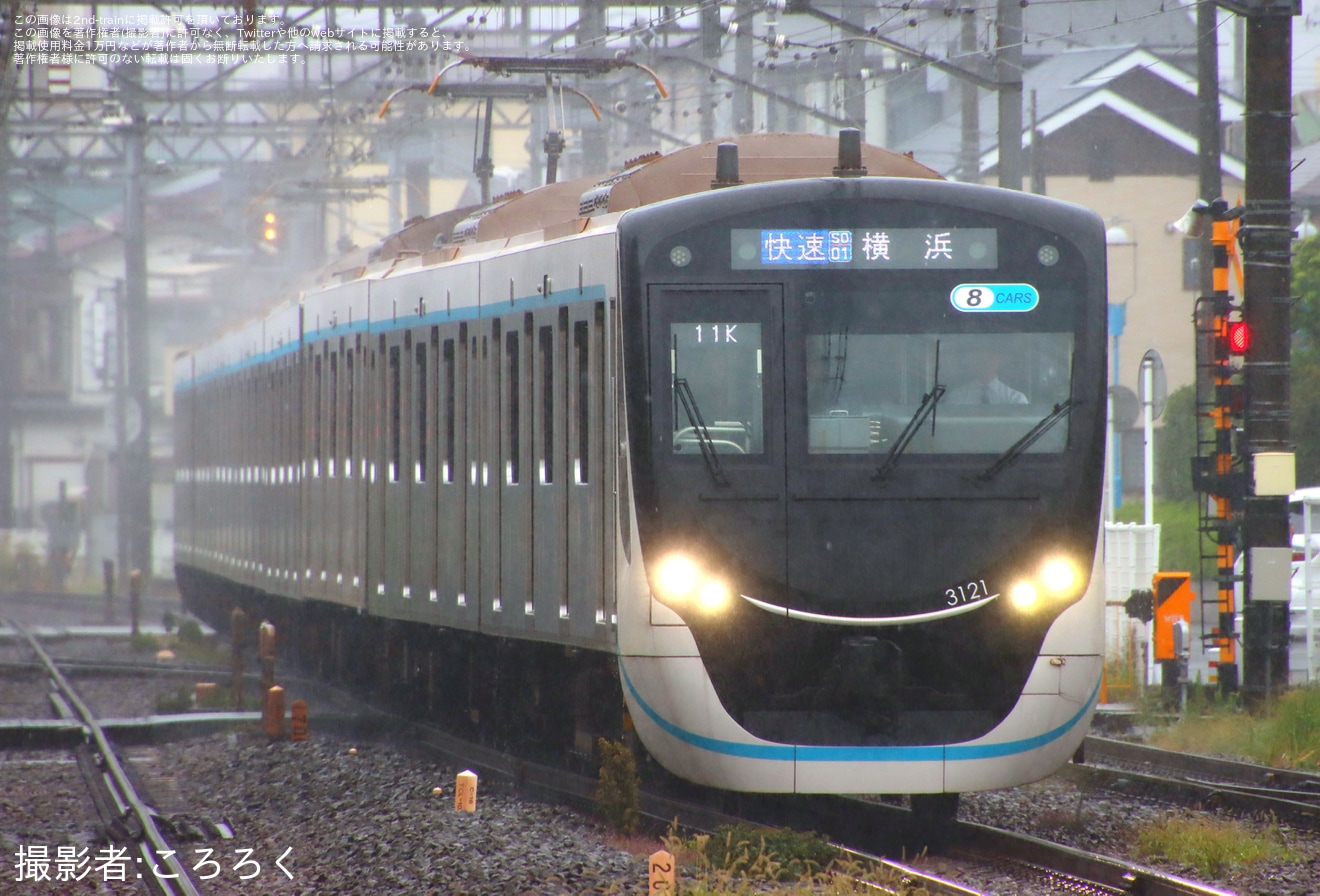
1104;522;1160;688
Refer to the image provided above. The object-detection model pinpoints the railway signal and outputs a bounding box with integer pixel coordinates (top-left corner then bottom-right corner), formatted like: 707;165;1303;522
1192;201;1245;695
259;210;281;251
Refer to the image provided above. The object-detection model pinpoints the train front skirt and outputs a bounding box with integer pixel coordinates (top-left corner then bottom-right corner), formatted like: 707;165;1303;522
619;653;1100;794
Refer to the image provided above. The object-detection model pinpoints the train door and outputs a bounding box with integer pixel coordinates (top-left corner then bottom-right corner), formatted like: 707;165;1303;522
365;339;387;611
531;309;568;637
436;328;474;626
407;329;440;618
382;332;411;609
463;326;484;625
566;301;613;643
342;341;364;606
499;314;534;636
646;286;787;580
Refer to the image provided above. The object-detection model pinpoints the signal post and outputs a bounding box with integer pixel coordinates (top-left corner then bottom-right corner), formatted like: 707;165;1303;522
1238;0;1298;702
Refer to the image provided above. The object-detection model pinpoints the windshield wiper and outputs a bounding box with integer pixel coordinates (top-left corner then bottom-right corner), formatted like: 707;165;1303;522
872;384;946;482
673;377;730;487
974;399;1078;482
873;340;943;482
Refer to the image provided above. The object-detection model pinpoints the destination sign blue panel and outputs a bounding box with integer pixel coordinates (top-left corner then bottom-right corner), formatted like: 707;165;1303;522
731;228;997;270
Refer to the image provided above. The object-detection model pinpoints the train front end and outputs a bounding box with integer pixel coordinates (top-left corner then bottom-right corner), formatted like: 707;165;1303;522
615;175;1107;795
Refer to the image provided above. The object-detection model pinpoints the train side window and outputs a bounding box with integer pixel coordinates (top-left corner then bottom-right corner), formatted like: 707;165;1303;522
538;325;554;484
506;329;520;484
442;338;456;483
312;352;323;478
415;341;428;483
329;350;339;478
345;349;355;477
669;322;764;455
574;319;589;483
389;344;401;482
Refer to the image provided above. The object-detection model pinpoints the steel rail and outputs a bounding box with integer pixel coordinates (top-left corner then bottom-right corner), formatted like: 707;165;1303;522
1085;734;1320;793
952;821;1239;896
12;621;203;896
1081;735;1320;827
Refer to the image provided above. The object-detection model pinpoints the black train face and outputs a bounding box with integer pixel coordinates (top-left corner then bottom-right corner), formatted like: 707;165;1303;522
618;178;1106;747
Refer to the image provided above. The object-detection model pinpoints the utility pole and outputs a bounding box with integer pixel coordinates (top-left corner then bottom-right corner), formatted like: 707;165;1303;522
957;10;980;184
733;0;754;133
120;61;153;590
0;138;13;528
995;0;1023;190
1238;0;1299;702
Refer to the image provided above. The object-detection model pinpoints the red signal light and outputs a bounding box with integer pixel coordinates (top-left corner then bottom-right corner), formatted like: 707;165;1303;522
1227;321;1251;354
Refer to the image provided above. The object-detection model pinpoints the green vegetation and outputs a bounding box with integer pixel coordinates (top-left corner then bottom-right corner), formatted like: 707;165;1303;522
1152;383;1198;503
694;824;840;882
128;632;160;653
177;618;206;646
1291;237;1320;485
1147;684;1320;771
1112;497;1201;575
1134;813;1297;877
658;822;934;895
595;738;641;835
155;684;193;714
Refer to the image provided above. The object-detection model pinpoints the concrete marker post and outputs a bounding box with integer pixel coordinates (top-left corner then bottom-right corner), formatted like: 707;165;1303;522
649;849;675;893
454;770;478;812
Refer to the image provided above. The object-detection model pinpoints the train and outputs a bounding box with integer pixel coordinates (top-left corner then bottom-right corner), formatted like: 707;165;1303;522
173;131;1108;809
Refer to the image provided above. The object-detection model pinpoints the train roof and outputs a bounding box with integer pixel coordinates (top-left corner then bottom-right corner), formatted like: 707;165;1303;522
180;132;945;376
355;132;942;272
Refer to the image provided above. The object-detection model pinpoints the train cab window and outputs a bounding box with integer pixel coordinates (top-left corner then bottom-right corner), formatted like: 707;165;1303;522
804;330;1073;455
669;322;764;455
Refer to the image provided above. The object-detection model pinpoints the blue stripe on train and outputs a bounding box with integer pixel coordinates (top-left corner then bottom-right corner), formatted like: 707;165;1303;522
619;660;1098;763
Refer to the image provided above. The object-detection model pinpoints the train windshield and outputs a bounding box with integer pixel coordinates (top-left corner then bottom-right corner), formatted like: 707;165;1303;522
805;330;1074;455
802;331;1071;456
670;322;765;455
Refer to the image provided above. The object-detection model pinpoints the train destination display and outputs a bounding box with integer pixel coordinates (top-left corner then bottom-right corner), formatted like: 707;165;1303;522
731;227;998;269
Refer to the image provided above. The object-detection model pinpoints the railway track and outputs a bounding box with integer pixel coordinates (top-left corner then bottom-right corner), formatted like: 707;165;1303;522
358;698;1241;895
1080;734;1320;828
8;620;207;896
0;607;1295;894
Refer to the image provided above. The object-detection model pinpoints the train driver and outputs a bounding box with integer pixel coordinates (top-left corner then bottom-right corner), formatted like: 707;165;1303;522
945;345;1028;405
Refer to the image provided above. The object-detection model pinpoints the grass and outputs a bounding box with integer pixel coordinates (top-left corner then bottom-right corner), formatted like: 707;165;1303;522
1145;684;1320;771
1133;813;1298;877
646;822;937;895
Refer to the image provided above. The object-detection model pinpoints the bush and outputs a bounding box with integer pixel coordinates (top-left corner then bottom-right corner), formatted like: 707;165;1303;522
155;685;193;714
128;632;159;654
177;619;205;645
698;824;840;882
595;738;640;835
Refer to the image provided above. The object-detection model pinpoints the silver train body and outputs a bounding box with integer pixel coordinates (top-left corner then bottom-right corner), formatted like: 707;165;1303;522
174;133;1107;795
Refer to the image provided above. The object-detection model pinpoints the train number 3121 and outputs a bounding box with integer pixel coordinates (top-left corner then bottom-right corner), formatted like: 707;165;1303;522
945;579;992;606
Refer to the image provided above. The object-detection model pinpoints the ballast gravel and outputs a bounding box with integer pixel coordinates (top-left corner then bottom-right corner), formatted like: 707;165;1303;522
156;732;647;896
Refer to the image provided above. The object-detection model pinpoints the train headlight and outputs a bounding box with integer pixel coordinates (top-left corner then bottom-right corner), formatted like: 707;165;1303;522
697;579;732;612
1009;581;1038;611
654;554;700;601
1041;557;1079;595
